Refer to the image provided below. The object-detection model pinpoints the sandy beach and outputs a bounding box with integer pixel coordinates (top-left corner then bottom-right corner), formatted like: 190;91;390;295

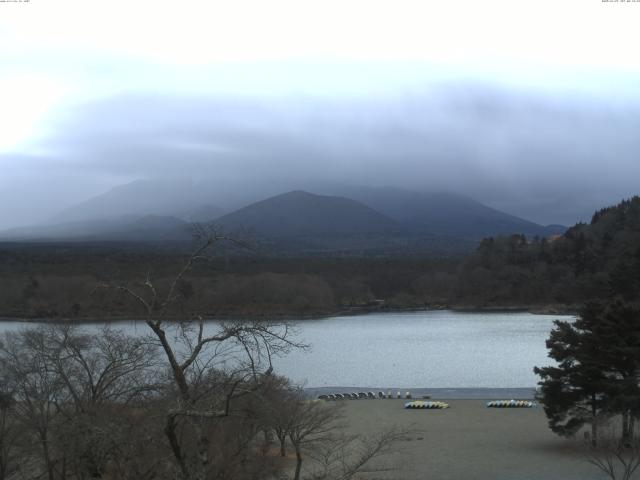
334;398;604;480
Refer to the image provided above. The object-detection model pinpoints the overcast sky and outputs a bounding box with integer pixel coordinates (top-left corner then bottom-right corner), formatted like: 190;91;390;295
1;0;640;229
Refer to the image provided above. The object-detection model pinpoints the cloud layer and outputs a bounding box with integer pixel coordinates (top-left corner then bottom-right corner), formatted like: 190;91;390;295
2;79;639;229
2;1;640;229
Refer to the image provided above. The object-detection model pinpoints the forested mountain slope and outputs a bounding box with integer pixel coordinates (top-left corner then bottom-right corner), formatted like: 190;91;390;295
455;196;640;306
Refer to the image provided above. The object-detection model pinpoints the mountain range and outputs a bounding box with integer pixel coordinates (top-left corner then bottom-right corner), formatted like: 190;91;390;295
0;180;565;254
319;185;565;238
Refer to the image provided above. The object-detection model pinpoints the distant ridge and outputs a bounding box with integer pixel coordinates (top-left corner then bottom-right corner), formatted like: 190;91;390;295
322;185;564;238
52;179;217;223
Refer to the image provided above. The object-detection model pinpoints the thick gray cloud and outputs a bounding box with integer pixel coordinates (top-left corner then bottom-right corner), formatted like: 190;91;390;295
2;82;640;229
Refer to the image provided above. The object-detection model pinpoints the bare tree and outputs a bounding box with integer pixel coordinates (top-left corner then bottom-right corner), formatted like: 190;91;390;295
103;227;305;480
258;372;410;480
0;389;21;480
260;375;300;458
0;329;68;480
0;325;162;480
288;399;343;480
31;325;161;411
308;427;409;480
45;325;160;480
281;395;409;480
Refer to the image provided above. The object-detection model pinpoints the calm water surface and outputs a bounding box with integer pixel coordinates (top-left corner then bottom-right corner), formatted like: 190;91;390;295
275;310;571;388
0;310;572;388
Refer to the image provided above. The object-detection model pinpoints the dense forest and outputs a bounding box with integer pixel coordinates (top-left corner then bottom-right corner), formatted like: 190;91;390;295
0;246;458;319
456;196;640;307
0;197;638;320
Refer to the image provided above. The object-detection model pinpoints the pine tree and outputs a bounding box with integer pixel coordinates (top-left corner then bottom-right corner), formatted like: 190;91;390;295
587;300;640;443
609;247;640;301
534;299;640;445
534;312;609;445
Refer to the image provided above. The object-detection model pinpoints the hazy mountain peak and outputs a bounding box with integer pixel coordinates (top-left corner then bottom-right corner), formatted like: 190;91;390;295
216;190;399;237
52;178;215;224
321;184;563;238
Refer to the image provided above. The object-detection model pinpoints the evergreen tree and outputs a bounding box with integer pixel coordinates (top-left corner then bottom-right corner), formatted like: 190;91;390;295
534;299;640;445
534;312;610;445
609;247;640;301
587;300;640;443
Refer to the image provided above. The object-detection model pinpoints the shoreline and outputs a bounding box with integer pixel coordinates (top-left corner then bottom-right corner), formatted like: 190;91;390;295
304;387;538;400
0;304;576;323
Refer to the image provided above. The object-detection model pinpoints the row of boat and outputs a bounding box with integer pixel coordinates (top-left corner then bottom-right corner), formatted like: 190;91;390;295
319;392;383;400
405;399;535;409
405;401;449;409
486;400;536;408
318;390;422;400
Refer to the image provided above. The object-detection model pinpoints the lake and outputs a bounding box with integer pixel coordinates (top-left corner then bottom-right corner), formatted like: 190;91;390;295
0;310;571;388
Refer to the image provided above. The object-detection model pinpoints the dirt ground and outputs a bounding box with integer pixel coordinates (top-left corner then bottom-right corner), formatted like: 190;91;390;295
338;399;606;480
